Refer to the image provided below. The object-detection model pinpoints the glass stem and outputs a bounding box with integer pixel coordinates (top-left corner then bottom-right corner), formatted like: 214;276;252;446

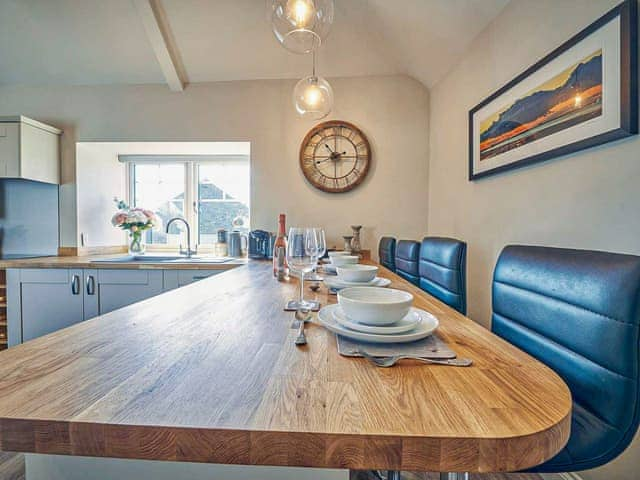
299;271;305;305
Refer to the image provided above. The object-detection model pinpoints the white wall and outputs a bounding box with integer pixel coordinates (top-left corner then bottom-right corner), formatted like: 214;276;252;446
427;1;640;479
0;75;429;252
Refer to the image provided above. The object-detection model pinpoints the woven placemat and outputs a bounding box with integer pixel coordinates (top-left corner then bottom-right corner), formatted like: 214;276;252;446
336;333;456;358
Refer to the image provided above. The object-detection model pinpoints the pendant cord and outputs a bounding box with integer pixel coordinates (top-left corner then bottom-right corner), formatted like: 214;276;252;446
312;50;316;78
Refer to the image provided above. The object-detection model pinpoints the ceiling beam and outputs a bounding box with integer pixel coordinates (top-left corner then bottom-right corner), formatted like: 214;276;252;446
133;0;186;91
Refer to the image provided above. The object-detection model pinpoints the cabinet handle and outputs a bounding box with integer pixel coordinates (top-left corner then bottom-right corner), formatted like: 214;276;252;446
86;275;96;295
71;275;80;295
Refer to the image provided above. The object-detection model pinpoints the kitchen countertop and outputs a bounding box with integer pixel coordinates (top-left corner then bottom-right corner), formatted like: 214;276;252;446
0;254;248;270
0;260;571;472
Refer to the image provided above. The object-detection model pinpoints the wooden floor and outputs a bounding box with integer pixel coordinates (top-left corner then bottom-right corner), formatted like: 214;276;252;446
0;453;24;480
351;472;549;480
0;452;551;480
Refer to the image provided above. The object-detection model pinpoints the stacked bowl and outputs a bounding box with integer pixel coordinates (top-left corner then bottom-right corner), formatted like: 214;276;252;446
323;253;391;290
317;287;439;344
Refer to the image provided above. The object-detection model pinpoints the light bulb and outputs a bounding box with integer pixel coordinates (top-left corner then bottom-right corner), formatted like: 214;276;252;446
271;0;334;54
293;75;333;120
304;84;322;106
286;0;316;28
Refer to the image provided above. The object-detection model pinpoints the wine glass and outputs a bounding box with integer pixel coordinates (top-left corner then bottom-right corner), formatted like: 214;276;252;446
309;228;326;281
286;227;319;309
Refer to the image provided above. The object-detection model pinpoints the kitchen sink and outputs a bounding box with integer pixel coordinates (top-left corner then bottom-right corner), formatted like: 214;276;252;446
90;255;235;264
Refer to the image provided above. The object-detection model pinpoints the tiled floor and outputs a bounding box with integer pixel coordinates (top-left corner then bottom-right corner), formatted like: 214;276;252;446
0;452;553;480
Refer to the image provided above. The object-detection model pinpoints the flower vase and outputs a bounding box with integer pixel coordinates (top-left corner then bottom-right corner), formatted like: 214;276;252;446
350;225;362;254
128;230;146;256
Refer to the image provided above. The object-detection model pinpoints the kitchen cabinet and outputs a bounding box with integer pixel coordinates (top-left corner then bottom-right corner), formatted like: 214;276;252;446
7;269;87;344
7;268;163;344
163;269;221;291
0;116;62;184
97;269;163;314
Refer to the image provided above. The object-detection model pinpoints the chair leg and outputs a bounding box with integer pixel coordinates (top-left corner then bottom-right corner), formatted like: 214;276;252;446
386;471;402;480
439;474;469;480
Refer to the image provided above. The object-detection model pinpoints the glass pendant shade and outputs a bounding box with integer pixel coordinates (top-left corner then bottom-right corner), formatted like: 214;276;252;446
271;0;334;54
293;75;333;120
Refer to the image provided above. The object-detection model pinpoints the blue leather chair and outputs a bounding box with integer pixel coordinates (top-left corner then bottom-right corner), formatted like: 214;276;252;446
378;237;396;272
492;245;640;473
395;240;420;285
418;237;467;314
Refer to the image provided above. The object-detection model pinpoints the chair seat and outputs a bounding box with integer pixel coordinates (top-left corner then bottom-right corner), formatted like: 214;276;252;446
492;245;640;473
395;240;420;285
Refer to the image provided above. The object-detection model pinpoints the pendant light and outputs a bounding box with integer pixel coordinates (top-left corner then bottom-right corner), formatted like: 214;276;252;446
293;52;333;120
271;0;334;54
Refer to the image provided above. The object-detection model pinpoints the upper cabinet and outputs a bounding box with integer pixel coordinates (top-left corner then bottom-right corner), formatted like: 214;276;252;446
0;116;62;184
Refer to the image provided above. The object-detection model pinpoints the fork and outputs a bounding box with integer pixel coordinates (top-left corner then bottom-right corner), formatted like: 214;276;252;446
357;349;473;367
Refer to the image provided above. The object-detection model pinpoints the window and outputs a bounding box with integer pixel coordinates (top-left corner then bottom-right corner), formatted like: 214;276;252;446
128;156;250;250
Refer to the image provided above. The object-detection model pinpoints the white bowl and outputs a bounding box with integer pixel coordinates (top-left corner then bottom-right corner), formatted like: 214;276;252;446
338;287;413;326
328;251;351;258
336;264;378;283
330;255;359;266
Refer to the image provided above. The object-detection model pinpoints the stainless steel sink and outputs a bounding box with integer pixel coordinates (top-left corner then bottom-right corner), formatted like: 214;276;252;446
90;255;234;264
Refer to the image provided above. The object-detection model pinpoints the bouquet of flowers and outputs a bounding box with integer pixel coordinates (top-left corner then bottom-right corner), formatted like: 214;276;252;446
111;198;160;255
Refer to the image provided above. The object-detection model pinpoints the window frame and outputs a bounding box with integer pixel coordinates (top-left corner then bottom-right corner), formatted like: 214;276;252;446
127;158;250;252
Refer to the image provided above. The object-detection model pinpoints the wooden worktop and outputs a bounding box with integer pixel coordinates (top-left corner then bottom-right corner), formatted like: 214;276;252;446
0;255;247;270
0;261;571;472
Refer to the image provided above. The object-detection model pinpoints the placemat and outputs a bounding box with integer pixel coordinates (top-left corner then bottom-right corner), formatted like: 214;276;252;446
336;333;456;359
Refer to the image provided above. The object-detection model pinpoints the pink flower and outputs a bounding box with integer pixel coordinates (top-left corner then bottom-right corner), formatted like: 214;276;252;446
111;212;127;226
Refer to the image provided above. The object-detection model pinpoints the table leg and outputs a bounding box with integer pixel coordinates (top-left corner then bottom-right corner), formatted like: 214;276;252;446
439;473;469;480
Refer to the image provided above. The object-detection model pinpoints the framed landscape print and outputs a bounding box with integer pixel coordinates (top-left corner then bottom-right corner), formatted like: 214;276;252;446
469;0;637;180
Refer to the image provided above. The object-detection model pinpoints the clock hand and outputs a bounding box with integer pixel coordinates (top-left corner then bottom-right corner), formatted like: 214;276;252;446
325;144;335;154
315;157;331;164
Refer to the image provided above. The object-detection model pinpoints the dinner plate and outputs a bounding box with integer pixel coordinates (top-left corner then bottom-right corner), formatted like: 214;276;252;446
332;306;419;334
317;304;438;344
323;276;391;290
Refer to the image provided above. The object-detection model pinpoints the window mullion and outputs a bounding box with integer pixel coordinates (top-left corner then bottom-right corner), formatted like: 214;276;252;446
186;162;198;249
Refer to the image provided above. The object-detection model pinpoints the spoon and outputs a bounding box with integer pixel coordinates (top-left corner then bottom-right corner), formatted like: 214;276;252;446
294;307;312;346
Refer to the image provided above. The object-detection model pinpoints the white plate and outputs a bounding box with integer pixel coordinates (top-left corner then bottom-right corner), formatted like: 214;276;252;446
333;306;419;334
323;276;391;290
317;304;439;344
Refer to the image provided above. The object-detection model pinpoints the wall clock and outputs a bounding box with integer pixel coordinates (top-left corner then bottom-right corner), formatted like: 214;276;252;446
299;120;371;193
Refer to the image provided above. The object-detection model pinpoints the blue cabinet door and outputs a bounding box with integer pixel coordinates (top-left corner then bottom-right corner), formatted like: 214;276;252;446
97;270;164;315
17;269;85;343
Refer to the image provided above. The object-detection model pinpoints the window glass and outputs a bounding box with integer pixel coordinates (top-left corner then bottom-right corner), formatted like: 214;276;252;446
198;161;250;244
130;158;250;248
132;163;185;245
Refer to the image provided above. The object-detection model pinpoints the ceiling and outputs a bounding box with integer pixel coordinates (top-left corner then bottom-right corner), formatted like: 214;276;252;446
0;0;509;89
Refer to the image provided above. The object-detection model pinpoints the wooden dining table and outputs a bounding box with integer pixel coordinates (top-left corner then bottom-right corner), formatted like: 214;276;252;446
0;259;571;478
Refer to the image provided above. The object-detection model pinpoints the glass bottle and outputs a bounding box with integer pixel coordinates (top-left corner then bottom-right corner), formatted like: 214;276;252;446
273;214;289;279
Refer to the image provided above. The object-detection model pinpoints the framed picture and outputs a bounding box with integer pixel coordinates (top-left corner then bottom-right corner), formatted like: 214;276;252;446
469;0;637;181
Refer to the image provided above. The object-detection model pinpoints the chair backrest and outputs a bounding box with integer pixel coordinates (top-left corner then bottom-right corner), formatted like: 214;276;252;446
378;236;396;272
492;245;640;473
395;240;420;285
418;237;467;314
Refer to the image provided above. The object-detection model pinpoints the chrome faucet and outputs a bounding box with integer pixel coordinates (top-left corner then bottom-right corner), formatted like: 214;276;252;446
166;217;197;258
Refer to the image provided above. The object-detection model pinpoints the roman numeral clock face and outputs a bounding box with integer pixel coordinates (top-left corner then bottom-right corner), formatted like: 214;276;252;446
300;120;371;193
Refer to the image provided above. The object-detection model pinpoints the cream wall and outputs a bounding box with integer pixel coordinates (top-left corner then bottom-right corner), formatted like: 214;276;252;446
0;75;429;252
427;1;640;479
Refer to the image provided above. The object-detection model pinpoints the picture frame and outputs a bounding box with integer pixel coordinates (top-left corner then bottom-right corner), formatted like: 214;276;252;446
468;0;637;181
